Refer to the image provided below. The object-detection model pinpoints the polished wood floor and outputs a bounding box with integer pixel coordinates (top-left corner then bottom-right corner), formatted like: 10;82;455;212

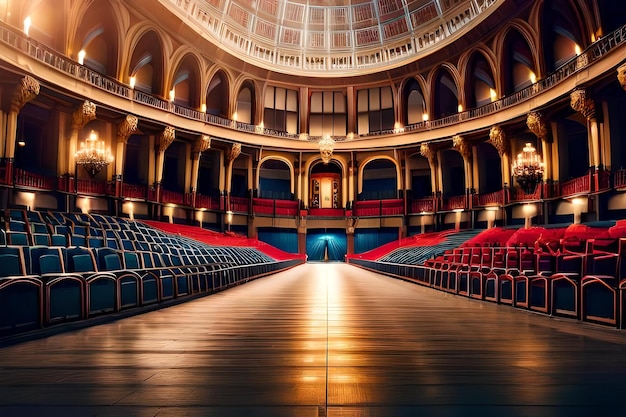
2;263;626;416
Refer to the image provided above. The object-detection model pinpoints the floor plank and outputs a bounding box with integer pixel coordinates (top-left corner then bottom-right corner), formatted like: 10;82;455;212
1;263;626;417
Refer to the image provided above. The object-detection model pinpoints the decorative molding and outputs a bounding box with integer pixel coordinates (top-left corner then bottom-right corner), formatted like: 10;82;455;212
117;114;138;144
228;142;241;162
618;63;626;91
452;135;471;161
420;143;437;165
71;100;96;130
570;88;596;119
10;75;40;113
488;125;509;156
158;126;175;153
194;135;212;154
526;112;548;140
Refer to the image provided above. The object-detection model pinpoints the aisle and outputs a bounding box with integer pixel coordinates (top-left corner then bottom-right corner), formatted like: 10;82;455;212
1;264;626;416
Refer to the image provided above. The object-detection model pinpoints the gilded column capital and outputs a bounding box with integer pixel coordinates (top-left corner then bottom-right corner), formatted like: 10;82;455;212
420;143;437;166
452;135;471;162
570;88;596;120
194;135;212;156
228;142;242;162
72;100;97;129
158;126;175;153
10;75;40;113
488;125;509;157
618;63;626;92
117;114;138;144
526;112;549;140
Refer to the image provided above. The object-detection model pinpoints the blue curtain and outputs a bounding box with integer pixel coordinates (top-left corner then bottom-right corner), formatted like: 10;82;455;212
354;228;397;253
257;228;298;253
259;178;291;200
360;178;396;200
306;229;347;261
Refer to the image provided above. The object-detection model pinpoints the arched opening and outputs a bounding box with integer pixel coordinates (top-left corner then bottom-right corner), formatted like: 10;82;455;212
310;161;342;209
476;141;502;193
206;71;230;118
14;104;58;178
556;118;589;180
236;82;255;125
409;153;432;200
465;52;496;109
359;159;397;200
172;54;201;108
73;1;119;77
440;149;466;197
161;141;186;193
259;159;292;200
197;149;221;199
433;68;459;119
541;0;585;72
403;78;426;125
123;134;150;187
129;31;165;96
502;29;536;95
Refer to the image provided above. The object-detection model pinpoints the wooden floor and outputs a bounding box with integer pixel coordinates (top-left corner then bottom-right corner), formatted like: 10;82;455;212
2;263;626;417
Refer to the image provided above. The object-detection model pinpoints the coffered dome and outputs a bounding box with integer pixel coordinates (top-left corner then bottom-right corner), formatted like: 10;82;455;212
165;0;499;76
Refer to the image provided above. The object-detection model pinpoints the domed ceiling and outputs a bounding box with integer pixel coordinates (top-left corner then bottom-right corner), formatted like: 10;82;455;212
167;0;499;77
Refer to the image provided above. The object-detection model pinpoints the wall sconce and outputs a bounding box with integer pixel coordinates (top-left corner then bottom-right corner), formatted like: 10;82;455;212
201;103;207;113
226;210;233;231
457;104;463;112
129;76;136;89
169;89;175;102
77;50;86;65
529;71;537;84
23;16;32;36
422;113;429;121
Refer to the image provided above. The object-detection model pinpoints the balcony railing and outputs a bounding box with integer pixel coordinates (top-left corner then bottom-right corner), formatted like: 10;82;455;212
195;194;222;210
441;194;468;211
160;188;185;205
354;199;404;216
13;168;56;190
230;196;249;213
0;20;623;142
559;173;591;197
473;189;505;207
252;198;299;217
409;197;437;214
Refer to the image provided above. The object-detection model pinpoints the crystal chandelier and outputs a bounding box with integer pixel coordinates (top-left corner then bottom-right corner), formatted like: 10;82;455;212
75;130;114;177
319;134;335;164
512;142;544;194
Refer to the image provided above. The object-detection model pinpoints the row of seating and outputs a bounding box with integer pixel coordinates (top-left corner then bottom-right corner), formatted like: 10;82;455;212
0;210;303;337
350;230;626;328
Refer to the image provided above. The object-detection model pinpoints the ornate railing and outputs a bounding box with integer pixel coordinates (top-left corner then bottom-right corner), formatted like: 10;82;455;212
195;194;222;210
76;178;107;195
13;168;56;190
229;196;249;213
615;169;626;189
441;194;468;211
161;188;185;205
0;20;623;142
409;197;437;214
473;189;504;207
559;173;591;197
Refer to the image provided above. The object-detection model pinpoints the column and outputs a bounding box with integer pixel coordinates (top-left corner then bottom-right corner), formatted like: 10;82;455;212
488;125;511;187
4;76;40;182
114;115;138;197
155;126;175;203
570;88;600;169
225;142;242;210
452;135;473;192
420;143;439;196
190;135;211;207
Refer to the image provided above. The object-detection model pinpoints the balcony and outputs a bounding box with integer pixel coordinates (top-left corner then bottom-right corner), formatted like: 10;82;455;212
252;198;299;217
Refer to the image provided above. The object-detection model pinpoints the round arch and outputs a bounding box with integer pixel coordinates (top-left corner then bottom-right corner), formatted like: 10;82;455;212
357;155;402;195
256;155;295;195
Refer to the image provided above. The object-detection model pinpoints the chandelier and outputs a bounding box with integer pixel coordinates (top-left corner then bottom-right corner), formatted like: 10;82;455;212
75;130;114;177
319;134;335;164
512;142;544;194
